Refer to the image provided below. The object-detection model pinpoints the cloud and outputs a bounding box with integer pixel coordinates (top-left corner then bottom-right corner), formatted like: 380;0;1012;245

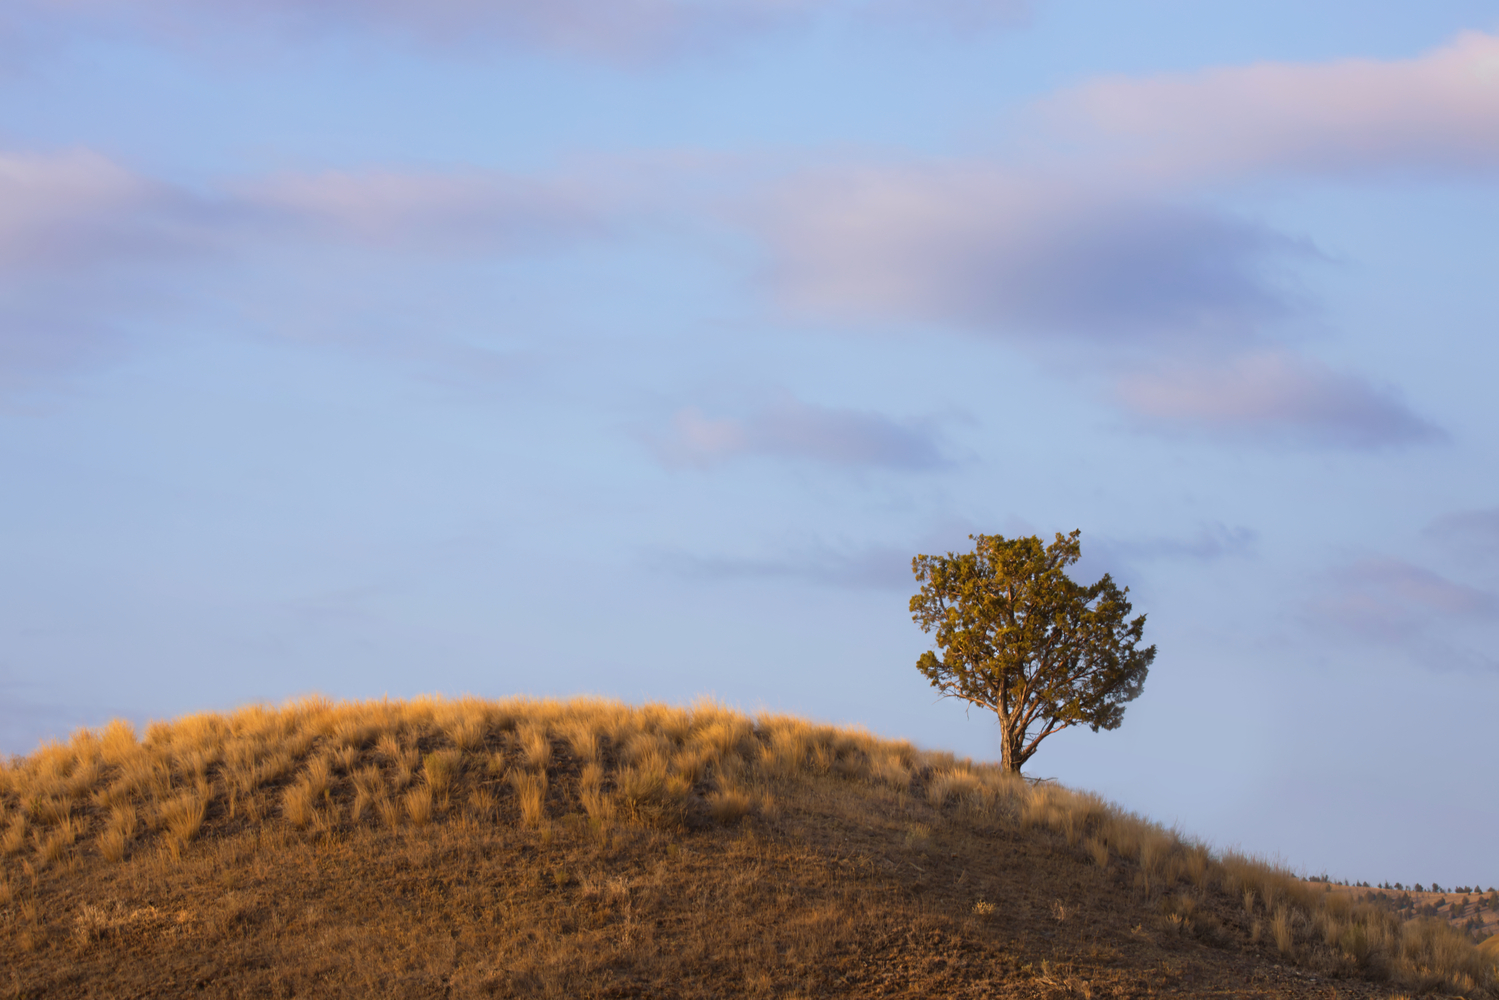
1058;523;1256;591
0;302;131;387
1426;507;1499;550
759;167;1313;346
1;150;616;272
242;168;608;251
1105;524;1259;563
651;395;948;470
1040;30;1499;180
0;149;216;269
0;150;226;384
656;541;914;590
746;35;1499;448
1306;558;1498;664
755;165;1445;449
746;36;1499;450
661;522;1252;594
10;0;1028;62
0;149;619;383
1114;351;1445;448
654;517;990;591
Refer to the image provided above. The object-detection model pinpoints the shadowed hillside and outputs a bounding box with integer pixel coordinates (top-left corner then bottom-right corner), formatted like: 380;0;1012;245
1;696;1494;999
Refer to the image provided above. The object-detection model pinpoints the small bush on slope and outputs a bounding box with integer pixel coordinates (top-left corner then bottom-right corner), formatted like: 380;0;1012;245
0;695;1492;997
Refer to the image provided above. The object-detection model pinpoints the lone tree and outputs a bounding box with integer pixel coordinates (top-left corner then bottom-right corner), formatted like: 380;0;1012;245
910;530;1154;774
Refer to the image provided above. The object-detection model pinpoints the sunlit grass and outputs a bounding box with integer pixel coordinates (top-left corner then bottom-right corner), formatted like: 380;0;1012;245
0;693;1492;995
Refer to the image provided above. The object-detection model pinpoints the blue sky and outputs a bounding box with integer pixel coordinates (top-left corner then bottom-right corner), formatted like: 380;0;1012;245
2;0;1497;887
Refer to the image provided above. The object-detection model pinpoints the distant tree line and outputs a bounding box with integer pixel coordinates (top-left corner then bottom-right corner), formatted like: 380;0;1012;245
1303;875;1497;895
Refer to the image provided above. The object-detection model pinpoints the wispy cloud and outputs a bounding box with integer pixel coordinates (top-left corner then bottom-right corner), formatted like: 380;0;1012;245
243;168;608;251
651;395;948;470
1305;558;1499;670
1;150;618;272
1105;523;1259;563
1039;30;1499;181
1115;351;1445;448
0;150;223;385
0;150;621;384
0;149;217;269
655;540;914;590
1426;507;1499;550
759;168;1311;346
751;26;1499;451
1424;507;1499;575
741;34;1499;448
0;301;128;387
658;521;1249;594
752;164;1452;448
9;0;1029;62
1062;523;1257;589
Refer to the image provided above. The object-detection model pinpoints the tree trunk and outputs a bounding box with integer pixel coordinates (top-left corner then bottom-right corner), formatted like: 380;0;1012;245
999;725;1024;774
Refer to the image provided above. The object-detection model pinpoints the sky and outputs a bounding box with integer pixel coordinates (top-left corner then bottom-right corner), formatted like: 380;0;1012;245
1;0;1496;888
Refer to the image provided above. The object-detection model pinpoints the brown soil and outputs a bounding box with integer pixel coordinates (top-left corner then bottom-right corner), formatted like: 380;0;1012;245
4;775;1415;1000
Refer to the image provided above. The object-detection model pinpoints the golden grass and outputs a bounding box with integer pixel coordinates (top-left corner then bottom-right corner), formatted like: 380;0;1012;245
403;784;433;826
281;779;320;829
97;826;128;863
374;795;402;830
34;817;77;866
158;789;207;845
706;788;755;825
509;770;546;827
0;693;1492;998
422;748;463;796
517;723;552;771
2;816;26;856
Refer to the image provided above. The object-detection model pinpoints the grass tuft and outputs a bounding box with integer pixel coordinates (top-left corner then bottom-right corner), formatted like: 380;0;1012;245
706;789;755;825
404;785;433;826
510;770;547;827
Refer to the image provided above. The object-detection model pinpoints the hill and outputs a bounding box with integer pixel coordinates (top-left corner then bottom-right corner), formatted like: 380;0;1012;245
1;696;1494;999
1326;885;1499;942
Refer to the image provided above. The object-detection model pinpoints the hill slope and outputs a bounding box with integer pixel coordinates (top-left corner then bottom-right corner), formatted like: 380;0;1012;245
1;696;1493;999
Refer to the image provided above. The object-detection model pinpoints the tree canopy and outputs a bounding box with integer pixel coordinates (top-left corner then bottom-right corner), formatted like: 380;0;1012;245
910;531;1154;774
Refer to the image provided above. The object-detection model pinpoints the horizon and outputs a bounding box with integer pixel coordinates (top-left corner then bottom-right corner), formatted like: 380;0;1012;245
1;0;1496;888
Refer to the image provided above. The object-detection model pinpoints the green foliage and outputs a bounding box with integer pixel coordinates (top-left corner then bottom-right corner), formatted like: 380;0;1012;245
909;531;1155;773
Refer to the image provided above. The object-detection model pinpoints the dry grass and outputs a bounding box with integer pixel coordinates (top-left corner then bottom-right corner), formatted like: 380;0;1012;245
706;788;755;825
422;748;463;797
0;694;1491;999
158;789;208;847
403;784;434;826
509;770;546;827
2;816;27;856
281;779;320;829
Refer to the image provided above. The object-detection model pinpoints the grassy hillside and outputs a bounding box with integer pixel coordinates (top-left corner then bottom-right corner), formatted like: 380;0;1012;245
0;696;1493;999
1327;885;1499;941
